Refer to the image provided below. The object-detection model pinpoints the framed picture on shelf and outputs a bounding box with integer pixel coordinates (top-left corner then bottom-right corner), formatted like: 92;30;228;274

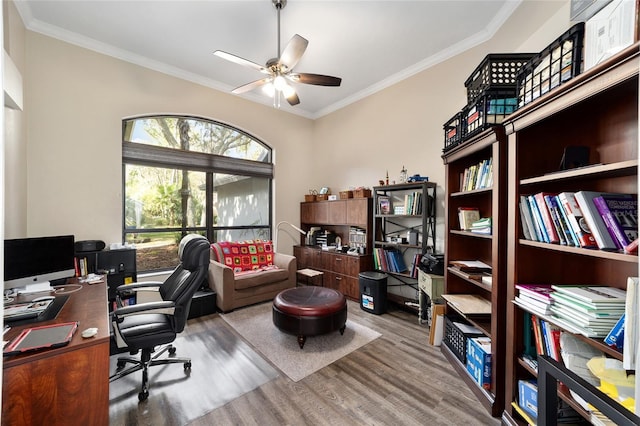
378;196;391;214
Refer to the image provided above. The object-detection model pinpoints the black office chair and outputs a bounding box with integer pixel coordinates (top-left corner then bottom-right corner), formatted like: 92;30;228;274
109;234;210;401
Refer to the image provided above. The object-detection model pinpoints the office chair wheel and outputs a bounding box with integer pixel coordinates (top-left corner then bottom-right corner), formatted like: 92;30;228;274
168;346;177;355
138;388;149;402
116;360;126;369
184;361;192;370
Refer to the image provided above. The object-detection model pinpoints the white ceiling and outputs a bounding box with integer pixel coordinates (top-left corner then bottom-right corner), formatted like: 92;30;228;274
15;0;522;119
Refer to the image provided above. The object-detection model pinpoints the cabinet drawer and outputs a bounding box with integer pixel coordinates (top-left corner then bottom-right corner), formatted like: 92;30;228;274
418;269;445;301
324;271;359;300
295;246;323;269
322;252;361;277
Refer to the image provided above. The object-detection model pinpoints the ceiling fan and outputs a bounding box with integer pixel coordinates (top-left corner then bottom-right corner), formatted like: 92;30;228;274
213;0;342;107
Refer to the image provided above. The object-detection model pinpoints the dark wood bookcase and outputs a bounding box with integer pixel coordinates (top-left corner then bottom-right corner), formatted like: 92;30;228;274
502;43;639;425
441;126;508;416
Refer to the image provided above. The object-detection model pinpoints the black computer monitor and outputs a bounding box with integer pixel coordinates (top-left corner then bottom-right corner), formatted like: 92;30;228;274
4;235;76;295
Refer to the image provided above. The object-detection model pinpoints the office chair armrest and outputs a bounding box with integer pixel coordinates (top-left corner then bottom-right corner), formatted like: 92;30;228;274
111;301;176;321
115;281;163;293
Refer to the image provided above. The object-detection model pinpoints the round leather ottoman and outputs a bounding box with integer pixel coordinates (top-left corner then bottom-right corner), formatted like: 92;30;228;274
272;286;347;349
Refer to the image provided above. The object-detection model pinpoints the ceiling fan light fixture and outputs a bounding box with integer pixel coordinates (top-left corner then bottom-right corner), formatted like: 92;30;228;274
213;0;341;108
273;75;288;91
262;82;275;97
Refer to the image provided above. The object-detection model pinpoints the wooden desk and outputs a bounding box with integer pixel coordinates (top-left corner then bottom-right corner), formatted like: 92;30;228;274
2;281;110;426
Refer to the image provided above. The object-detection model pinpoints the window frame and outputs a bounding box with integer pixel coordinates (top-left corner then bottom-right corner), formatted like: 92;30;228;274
122;115;274;273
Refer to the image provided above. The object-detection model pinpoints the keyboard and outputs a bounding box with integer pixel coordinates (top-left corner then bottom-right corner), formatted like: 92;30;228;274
4;299;53;322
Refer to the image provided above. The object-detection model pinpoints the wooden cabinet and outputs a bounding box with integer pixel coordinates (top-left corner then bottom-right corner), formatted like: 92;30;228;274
502;44;639;425
441;126;507;417
329;200;347;224
294;246;372;300
296;197;374;300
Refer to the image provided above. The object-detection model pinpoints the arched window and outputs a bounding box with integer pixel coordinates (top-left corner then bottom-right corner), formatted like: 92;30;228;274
122;115;273;272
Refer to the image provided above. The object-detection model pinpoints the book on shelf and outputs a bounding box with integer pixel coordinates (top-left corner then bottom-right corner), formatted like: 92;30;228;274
519;197;534;240
373;247;407;273
515;294;552;317
625;237;639;254
460;158;493;192
550;292;626;315
553;194;580;247
551;285;627;305
481;274;492;287
448;260;491;273
574;191;629;251
544;194;575;246
511;401;536;426
449;266;485;280
534;192;561;244
527;195;550;243
592;194;638;250
469;217;491;235
603;313;625;351
623;277;638;370
557;192;598;249
378;196;391;215
458;207;480;231
516;284;554;303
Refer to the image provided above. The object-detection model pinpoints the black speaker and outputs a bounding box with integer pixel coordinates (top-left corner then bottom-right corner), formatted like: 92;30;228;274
75;240;106;253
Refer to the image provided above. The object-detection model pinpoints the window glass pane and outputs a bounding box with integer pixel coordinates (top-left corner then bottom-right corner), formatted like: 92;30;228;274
124;116;270;162
213;229;270;243
125;165;206;230
213;174;270;228
125;231;206;272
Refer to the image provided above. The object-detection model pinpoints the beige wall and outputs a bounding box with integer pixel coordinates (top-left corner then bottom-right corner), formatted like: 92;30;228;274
313;0;569;254
3;0;27;238
5;0;571;261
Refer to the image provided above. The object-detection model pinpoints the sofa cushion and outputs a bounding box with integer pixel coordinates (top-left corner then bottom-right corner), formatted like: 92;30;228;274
210;240;274;273
233;267;289;290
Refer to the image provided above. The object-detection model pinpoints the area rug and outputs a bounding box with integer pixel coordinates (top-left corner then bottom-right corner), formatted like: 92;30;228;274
221;301;381;382
108;320;278;425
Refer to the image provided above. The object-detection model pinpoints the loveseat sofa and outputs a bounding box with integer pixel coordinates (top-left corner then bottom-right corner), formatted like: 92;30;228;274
208;240;296;312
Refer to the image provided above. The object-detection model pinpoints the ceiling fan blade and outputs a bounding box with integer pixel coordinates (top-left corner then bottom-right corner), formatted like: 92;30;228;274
232;77;272;94
278;34;308;71
213;50;268;74
291;73;342;87
286;90;300;106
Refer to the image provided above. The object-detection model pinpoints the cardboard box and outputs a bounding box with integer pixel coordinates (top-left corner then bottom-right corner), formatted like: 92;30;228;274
518;379;538;420
584;0;637;70
466;336;492;390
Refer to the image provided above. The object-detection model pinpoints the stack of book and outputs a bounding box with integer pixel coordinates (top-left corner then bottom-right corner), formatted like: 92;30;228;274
469;217;491;235
515;284;554;317
549;285;627;338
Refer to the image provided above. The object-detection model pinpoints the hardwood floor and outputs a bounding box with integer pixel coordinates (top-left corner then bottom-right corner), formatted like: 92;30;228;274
180;302;501;426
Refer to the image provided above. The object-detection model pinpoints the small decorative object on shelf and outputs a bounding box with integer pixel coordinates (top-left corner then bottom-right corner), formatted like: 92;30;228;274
399;166;408;183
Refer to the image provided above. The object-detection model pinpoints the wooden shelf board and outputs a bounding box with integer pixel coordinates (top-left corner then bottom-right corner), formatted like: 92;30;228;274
518;239;639;263
441;343;499;416
520;159;637;185
450;187;492;197
450;230;493;239
448;267;492;292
